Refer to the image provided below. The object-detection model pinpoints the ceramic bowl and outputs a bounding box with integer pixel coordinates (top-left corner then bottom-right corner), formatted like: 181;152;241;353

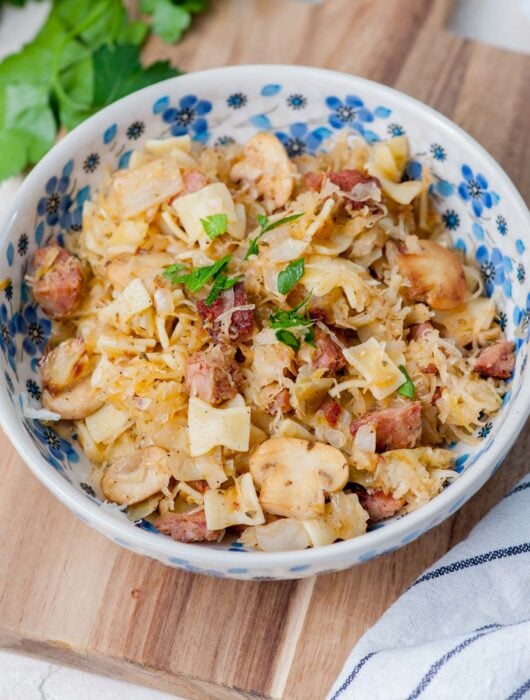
0;65;529;580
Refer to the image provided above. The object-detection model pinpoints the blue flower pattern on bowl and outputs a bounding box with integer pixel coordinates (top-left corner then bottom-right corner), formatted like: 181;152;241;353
276;122;332;157
0;77;527;578
475;246;513;297
162;94;212;142
37;163;73;227
458;164;499;218
17;305;51;357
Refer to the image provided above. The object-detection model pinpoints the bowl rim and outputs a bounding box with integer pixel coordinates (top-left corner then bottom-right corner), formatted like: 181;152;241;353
1;63;529;571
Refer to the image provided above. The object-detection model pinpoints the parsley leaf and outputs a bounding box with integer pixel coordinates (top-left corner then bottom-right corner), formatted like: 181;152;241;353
162;263;186;284
92;44;180;111
270;293;317;350
397;365;415;399
141;0;209;44
245;212;304;259
201;213;228;241
275;330;301;350
269;292;313;329
205;273;239;306
163;255;232;293
277;258;305;295
0;0;208;181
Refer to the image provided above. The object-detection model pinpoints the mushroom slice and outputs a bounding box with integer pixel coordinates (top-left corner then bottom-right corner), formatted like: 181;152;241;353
397;239;466;310
42;377;104;420
230;132;295;212
39;338;91;395
101;446;171;505
249;437;348;520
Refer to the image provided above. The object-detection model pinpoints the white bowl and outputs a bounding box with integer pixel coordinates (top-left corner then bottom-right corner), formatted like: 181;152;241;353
1;65;528;580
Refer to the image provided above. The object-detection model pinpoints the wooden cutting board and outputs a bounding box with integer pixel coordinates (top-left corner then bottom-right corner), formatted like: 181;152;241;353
1;1;529;698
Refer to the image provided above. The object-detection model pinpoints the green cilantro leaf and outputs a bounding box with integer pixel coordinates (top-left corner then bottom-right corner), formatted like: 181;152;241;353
205;273;239;306
245;212;304;259
277;258;305;295
275;329;301;351
397;365;415;399
201;213;228;241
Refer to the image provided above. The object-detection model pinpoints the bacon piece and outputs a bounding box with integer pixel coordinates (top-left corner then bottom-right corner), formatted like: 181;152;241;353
196;282;254;342
32;245;85;320
350;402;422;452
474;341;515;379
422;363;438;375
186;344;241;406
321;398;341;426
183;169;208;193
408;322;434;341
353;485;403;522
156;509;222;543
267;387;292;416
312;326;346;374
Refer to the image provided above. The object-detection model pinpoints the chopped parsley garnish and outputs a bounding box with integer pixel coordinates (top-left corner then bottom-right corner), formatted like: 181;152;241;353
269;292;315;350
163;254;239;305
200;213;228;241
275;329;301;350
397;365;415;399
277;258;305;295
205;273;240;306
245;212;304;259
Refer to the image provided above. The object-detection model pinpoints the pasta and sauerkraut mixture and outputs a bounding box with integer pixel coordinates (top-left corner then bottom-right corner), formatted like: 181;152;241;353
30;130;515;551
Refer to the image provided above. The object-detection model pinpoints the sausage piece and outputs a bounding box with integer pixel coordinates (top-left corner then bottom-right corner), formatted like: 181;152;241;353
408;322;434;341
156;509;222;543
32;245;85;319
353;485;403;522
196;281;254;342
474;341;515;379
304;169;379;193
350;402;422;452
312;326;346;374
186;344;242;406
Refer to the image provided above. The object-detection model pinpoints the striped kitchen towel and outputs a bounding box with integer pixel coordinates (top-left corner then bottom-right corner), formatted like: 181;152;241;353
329;475;530;700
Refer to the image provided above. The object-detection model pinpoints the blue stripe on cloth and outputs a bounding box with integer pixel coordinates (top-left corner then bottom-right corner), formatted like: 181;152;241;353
412;543;530;587
506;678;530;700
329;653;376;700
504;482;530;499
405;625;501;699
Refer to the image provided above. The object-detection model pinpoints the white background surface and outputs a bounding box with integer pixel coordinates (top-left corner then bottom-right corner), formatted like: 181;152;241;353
0;1;529;698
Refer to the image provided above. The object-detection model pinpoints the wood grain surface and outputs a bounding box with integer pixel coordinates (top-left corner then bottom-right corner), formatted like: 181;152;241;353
1;1;529;698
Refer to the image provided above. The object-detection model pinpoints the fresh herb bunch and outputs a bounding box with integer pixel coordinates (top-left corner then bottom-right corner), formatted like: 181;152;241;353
0;0;210;181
